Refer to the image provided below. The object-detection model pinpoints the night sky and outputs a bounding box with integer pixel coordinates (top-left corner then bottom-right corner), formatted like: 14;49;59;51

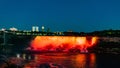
0;0;120;32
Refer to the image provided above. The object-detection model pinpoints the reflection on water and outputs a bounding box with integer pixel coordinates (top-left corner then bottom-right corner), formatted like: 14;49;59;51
2;52;120;68
16;53;96;68
75;54;96;68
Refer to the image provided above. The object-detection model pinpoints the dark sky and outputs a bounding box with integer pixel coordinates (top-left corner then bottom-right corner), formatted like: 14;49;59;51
0;0;120;32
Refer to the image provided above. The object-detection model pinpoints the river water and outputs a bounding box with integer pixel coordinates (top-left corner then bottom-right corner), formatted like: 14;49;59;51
13;53;120;68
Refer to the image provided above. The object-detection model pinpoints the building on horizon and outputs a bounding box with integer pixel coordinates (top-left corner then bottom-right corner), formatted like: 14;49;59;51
41;26;45;32
9;27;18;31
32;26;39;32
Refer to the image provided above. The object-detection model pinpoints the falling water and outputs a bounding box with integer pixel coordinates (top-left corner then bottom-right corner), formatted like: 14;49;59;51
30;36;97;53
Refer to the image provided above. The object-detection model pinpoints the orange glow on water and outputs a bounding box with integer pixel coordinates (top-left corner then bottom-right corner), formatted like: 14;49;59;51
31;36;97;52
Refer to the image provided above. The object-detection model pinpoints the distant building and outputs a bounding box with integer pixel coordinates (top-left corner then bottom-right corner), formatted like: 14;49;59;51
32;26;39;32
36;26;39;32
41;26;45;32
9;27;18;31
32;26;35;32
1;28;6;31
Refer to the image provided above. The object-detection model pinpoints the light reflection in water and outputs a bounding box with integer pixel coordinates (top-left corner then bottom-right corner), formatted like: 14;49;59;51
89;54;96;68
72;54;96;68
75;54;87;68
17;53;96;68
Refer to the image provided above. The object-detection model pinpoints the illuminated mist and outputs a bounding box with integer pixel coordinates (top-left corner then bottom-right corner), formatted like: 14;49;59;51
30;36;97;53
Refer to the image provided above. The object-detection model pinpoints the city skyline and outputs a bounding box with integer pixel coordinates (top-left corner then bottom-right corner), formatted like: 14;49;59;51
0;0;120;32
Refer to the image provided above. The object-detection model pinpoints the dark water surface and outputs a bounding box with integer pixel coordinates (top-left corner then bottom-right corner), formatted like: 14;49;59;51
13;53;120;68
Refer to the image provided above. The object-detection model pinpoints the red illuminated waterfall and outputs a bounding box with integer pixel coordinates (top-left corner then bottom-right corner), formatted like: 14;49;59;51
30;36;97;53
